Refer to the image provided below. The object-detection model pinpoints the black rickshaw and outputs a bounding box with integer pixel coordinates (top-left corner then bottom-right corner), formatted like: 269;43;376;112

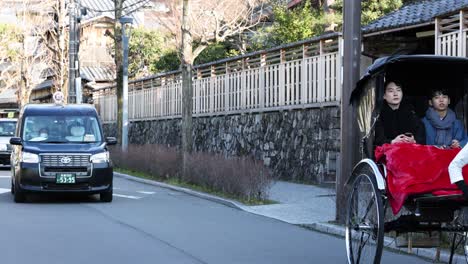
346;55;468;264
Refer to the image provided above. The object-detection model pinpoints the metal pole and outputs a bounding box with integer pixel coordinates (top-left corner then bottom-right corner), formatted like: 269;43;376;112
121;24;129;152
336;0;361;223
68;0;77;103
75;0;83;104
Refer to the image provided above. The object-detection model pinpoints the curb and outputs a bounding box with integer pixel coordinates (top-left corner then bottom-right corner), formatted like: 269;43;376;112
114;172;464;263
305;223;465;263
114;172;245;210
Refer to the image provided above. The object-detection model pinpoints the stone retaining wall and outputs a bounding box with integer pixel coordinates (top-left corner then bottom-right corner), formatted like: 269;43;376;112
103;106;340;184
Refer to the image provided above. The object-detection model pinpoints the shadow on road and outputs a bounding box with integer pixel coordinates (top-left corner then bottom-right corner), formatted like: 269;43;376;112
0;191;102;204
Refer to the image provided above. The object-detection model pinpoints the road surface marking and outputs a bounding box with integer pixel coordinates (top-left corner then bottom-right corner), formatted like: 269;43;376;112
137;191;155;195
113;193;142;199
0;188;9;194
0;176;10;178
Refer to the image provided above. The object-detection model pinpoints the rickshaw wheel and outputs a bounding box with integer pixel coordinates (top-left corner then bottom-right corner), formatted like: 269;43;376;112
346;167;384;264
464;232;468;263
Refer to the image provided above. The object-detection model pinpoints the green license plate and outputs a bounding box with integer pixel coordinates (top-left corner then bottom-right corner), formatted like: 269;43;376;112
56;173;76;184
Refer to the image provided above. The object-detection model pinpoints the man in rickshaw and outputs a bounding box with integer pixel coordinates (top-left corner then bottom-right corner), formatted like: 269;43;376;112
423;88;467;149
374;80;425;146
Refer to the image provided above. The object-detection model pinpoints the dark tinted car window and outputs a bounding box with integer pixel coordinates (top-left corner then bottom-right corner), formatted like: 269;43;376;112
23;115;102;143
0;121;16;136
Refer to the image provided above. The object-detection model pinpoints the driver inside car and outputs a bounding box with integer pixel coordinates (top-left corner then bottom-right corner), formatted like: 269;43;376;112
29;128;48;142
66;123;85;142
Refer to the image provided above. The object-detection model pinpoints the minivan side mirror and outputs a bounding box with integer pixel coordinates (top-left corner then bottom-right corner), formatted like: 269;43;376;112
106;137;117;145
10;137;22;145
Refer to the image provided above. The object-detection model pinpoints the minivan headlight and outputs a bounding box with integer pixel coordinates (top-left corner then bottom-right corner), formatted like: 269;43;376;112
0;143;7;151
90;152;109;163
22;152;39;163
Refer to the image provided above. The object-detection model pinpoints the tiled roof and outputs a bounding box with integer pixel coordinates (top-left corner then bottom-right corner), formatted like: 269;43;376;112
33;79;53;91
363;0;468;34
85;82;115;90
81;0;153;25
81;66;115;82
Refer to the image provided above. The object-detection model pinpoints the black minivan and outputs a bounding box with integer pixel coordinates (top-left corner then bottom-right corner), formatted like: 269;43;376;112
10;104;116;203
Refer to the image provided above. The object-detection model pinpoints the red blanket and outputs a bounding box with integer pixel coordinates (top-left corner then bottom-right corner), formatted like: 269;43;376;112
375;143;468;214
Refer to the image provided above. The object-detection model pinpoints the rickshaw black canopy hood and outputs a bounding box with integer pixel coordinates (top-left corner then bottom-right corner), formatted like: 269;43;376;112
350;55;468;105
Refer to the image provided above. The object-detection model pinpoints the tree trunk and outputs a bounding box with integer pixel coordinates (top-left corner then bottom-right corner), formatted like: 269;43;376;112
181;0;193;179
114;0;124;145
323;0;337;32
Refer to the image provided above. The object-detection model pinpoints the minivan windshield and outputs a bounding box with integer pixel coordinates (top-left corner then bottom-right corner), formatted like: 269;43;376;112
0;121;16;137
22;115;102;143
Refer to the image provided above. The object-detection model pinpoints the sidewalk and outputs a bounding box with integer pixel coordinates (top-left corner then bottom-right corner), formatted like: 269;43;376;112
115;172;463;263
243;181;336;224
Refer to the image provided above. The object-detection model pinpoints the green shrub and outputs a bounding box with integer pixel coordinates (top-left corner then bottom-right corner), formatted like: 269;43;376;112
109;144;273;201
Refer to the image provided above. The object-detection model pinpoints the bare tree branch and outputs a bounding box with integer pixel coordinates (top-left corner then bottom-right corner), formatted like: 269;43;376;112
155;0;266;60
0;0;68;105
192;44;208;59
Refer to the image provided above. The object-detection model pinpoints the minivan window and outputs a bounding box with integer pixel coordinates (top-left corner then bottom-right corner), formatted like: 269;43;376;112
22;115;102;143
0;121;16;136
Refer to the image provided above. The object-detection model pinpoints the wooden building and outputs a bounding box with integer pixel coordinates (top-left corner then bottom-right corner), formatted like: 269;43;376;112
362;0;468;58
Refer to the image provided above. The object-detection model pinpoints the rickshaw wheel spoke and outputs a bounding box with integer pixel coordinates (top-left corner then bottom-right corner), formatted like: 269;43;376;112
460;232;468;264
346;167;384;264
357;232;371;264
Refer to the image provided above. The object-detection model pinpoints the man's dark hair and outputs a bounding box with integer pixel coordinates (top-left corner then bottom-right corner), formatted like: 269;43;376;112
429;88;449;99
384;80;403;90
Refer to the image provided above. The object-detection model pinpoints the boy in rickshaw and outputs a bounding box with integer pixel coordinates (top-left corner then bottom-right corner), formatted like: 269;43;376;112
423;88;467;149
374;80;426;146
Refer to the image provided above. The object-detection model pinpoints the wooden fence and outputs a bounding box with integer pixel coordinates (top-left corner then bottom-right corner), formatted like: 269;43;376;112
94;33;342;122
436;10;468;57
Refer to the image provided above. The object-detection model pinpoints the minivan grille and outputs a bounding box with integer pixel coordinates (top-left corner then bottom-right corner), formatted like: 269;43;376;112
41;154;90;167
40;154;91;177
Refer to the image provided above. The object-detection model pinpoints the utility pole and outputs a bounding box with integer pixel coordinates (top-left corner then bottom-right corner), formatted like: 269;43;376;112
75;3;86;104
68;0;85;104
120;16;133;152
68;0;77;103
336;0;361;223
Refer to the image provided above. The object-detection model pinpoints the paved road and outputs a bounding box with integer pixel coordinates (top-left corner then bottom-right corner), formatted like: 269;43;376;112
0;169;432;264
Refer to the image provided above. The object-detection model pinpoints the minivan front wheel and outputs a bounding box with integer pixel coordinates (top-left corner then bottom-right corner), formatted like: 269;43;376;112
13;180;25;203
100;187;113;202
